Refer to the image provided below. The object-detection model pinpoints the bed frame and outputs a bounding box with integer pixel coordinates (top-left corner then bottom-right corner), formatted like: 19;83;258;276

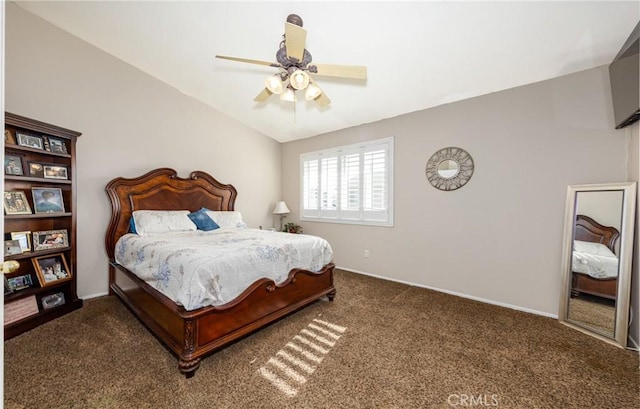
571;214;619;300
105;168;335;377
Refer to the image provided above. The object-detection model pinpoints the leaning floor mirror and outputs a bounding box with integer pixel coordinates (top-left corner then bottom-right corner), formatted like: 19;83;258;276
559;182;636;348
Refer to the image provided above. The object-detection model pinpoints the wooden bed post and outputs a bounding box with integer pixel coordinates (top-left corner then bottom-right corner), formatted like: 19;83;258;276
179;319;200;378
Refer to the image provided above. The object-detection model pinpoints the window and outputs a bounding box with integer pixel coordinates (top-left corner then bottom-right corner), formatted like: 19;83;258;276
300;137;393;226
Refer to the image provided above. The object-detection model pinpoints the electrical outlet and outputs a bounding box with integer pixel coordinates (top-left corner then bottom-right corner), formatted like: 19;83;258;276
364;250;370;258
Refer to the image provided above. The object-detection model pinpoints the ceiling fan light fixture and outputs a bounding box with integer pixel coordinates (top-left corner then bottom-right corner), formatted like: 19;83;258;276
305;83;322;100
265;75;284;94
280;86;296;102
289;69;310;90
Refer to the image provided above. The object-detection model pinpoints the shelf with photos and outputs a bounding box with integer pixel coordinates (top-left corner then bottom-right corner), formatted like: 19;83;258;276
4;112;82;339
5;153;71;183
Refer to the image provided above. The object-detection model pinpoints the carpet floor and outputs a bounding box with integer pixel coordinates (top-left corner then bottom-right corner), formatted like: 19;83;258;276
4;269;639;408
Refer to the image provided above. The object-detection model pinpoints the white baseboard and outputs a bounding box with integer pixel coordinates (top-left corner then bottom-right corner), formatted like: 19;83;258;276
337;266;558;319
80;291;109;300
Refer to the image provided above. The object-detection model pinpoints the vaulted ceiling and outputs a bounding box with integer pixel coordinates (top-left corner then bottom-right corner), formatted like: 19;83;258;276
15;1;640;142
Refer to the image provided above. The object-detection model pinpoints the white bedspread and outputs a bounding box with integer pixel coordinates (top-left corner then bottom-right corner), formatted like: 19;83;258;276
572;240;619;279
114;228;333;310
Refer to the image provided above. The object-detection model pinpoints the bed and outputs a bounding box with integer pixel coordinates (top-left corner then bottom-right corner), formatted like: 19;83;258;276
105;168;336;377
571;214;620;300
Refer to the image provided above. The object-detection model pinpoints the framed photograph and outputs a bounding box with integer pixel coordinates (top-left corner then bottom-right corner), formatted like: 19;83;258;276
4;240;23;256
5;129;17;145
16;132;44;150
4;276;14;295
3;191;32;215
28;162;44;178
43;165;68;180
33;253;72;287
4;155;24;176
41;292;66;309
7;274;34;291
33;229;69;251
31;187;65;213
47;137;68;154
11;231;32;253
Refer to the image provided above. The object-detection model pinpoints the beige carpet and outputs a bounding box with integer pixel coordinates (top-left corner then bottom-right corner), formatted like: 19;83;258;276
4;269;639;408
568;296;616;335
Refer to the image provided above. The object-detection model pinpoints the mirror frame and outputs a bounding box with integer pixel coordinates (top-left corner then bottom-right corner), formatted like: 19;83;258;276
559;182;636;348
425;147;474;191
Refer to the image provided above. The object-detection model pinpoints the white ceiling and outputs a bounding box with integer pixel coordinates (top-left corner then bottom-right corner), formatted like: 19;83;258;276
15;1;640;143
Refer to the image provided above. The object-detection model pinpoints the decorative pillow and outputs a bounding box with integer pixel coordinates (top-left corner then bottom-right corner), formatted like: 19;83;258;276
132;210;197;236
129;217;138;234
187;208;220;231
206;211;247;229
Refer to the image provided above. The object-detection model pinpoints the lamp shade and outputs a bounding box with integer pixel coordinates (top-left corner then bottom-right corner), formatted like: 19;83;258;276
305;82;322;100
289;69;310;90
280;86;296;102
265;75;284;94
273;201;290;215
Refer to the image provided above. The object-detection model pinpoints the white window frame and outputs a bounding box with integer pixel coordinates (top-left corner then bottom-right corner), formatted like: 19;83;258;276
300;137;394;227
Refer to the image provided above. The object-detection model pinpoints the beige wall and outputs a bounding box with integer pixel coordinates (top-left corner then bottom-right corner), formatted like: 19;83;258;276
5;3;282;298
282;65;629;317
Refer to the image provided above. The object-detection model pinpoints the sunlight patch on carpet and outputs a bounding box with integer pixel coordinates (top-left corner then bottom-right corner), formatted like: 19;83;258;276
258;318;346;397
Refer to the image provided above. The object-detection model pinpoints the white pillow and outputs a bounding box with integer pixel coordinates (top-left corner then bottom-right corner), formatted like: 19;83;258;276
574;240;617;258
205;211;247;229
132;210;197;236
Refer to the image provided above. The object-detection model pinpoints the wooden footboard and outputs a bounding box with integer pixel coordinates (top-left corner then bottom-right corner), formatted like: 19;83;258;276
571;272;617;300
109;261;335;377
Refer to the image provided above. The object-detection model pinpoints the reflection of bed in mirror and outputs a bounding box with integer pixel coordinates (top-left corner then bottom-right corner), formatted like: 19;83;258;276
571;215;620;300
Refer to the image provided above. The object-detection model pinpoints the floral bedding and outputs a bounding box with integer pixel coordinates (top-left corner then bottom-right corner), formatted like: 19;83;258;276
572;240;619;279
114;228;334;310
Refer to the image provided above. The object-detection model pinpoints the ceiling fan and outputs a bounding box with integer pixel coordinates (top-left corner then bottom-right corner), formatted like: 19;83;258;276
215;14;367;107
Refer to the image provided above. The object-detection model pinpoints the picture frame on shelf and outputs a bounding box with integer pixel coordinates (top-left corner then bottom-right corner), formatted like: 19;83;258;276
16;132;44;150
47;137;68;154
33;229;69;251
4;276;14;295
4;154;24;176
33;253;72;287
41;292;66;309
43;165;68;180
11;231;32;253
31;187;65;214
4;240;23;256
3;191;32;215
28;162;44;178
5;129;17;145
7;274;34;291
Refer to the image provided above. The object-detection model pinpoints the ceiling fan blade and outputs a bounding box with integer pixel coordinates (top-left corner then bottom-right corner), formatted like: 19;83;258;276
254;88;273;102
315;92;331;107
312;63;367;80
284;22;307;62
216;55;280;68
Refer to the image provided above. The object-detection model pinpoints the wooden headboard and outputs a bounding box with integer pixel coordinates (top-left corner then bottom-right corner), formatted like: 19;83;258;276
574;214;619;253
104;168;237;260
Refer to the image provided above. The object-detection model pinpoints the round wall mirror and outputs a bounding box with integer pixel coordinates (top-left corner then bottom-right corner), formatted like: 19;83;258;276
436;159;459;178
425;147;474;191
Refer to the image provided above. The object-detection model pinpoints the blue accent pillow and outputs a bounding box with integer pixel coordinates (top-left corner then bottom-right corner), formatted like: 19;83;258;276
129;217;137;234
188;208;220;231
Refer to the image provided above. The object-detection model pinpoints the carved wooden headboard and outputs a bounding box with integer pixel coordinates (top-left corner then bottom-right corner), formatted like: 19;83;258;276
574;214;620;253
104;168;237;260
